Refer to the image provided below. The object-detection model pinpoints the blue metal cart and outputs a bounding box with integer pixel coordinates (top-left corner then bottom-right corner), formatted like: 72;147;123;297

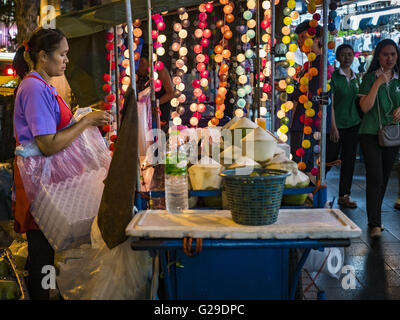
126;209;361;300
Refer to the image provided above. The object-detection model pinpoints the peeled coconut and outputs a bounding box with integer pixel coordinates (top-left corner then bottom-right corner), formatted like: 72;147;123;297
282;170;310;205
229;117;258;147
241;127;277;162
219;145;242;167
188;156;223;190
222;116;240;130
229;156;261;169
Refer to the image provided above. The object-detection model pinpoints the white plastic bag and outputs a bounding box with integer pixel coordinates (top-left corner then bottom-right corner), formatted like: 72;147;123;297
16;110;112;252
303;247;345;279
56;217;153;300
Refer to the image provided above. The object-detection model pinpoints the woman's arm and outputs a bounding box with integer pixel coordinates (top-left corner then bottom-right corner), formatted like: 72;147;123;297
35;110;112;156
360;72;390;113
157;68;174;105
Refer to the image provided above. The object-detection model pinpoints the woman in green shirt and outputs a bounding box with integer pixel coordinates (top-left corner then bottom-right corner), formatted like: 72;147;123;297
329;44;361;209
359;39;400;238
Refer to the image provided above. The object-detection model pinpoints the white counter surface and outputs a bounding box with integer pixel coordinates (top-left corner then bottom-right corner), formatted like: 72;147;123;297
126;209;362;240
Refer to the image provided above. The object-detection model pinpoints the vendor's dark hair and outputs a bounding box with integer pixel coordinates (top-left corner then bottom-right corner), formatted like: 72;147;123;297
336;44;354;56
295;20;322;38
366;39;400;74
13;28;66;79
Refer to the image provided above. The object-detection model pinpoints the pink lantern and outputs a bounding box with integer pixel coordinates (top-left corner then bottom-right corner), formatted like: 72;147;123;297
201;38;209;47
199;12;207;21
192;80;201;88
198;21;207;29
154;41;162;49
194;44;203;54
173;76;182;85
196;62;206;72
157;21;166;31
200;70;209;79
261;19;270;29
203;55;209;64
155;61;164;71
193;112;202;119
152;30;159;39
154;79;162;89
205;2;213;12
198;94;206;102
203;29;212;38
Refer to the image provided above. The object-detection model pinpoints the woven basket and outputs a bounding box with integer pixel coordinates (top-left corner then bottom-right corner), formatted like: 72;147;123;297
220;168;290;226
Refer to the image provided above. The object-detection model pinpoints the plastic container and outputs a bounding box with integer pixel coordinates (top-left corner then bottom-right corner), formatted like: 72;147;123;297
165;133;188;213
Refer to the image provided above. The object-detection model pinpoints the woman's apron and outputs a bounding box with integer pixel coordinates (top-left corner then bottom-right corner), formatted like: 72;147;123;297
12;75;73;234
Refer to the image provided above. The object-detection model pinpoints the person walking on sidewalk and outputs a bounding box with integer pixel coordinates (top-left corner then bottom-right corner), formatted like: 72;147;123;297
327;44;361;208
359;39;400;238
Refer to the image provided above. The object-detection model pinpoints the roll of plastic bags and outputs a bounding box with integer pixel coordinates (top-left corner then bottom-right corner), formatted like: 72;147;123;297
16;110;112;252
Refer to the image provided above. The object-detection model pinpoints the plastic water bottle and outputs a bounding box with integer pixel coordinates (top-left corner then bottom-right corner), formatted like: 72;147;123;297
165;132;188;213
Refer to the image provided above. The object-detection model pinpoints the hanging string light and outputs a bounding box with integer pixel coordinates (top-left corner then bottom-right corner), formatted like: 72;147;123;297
274;0;297;144
190;2;213;128
171;8;190;127
212;0;234;125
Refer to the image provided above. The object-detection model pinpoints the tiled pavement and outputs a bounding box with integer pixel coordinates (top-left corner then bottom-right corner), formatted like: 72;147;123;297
302;160;400;300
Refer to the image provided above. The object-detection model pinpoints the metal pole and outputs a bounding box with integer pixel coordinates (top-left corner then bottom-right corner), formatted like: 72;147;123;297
147;0;157;127
254;0;261;121
124;0;141;200
124;0;137;96
113;26;120;132
320;0;329;185
270;0;276;132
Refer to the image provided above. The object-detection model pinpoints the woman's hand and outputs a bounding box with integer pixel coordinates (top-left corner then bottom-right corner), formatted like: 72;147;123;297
83;110;112;127
393;107;400;122
330;127;340;143
376;70;392;87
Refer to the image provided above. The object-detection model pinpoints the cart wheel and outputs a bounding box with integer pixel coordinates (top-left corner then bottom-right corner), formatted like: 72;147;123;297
288;248;304;300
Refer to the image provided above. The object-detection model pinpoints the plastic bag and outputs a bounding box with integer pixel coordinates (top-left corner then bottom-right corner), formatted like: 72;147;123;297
16;110;112;252
303;247;345;279
56;217;153;300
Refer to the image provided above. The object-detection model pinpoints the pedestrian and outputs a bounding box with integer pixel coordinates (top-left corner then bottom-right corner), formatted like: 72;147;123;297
326;44;361;208
289;20;337;174
358;39;400;238
12;27;111;299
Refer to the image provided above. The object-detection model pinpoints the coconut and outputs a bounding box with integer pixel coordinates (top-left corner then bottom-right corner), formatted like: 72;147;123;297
219;145;242;167
282;170;310;205
188;156;223;190
221;116;240;130
228;156;262;169
229;117;258;147
241;127;277;162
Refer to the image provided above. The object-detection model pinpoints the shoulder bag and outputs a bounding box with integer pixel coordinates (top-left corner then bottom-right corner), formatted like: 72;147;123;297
376;89;400;147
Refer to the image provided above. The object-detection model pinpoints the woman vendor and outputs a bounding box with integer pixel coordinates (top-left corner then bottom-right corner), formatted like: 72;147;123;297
12;28;111;299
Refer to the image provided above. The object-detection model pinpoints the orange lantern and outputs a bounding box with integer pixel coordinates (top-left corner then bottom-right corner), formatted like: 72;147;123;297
214;45;223;54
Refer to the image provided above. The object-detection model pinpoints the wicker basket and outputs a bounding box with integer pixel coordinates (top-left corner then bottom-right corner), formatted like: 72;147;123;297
220;168;290;226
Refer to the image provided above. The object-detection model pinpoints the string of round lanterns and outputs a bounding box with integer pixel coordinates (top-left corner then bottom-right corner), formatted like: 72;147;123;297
212;0;234;125
189;2;213;128
275;0;298;144
171;8;190;127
